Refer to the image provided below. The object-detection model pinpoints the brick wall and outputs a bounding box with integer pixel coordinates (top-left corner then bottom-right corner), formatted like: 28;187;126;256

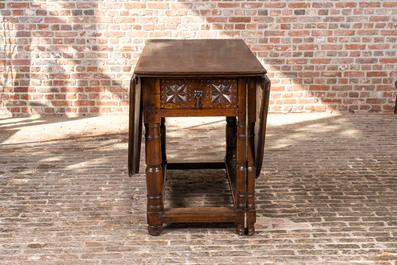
1;0;396;116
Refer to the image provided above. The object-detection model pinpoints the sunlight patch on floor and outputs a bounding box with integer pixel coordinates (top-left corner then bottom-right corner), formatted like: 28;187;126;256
64;157;110;171
1;115;129;144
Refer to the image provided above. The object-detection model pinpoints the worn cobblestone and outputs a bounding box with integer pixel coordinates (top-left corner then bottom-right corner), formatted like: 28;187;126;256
0;113;396;264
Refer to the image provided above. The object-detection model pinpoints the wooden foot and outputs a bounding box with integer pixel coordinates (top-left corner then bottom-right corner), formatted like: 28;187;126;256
236;225;245;236
247;226;255;236
148;224;163;236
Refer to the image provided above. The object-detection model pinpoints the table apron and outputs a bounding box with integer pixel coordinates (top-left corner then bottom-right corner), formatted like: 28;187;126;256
160;108;238;117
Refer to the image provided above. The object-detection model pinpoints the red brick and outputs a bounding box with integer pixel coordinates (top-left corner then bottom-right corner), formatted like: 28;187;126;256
242;3;262;8
288;3;310;8
114;17;135;23
384;2;397;7
1;1;395;116
360;2;381;8
368;44;390;50
335;30;356;36
321;99;342;104
299;44;318;50
321;44;343;50
379;58;397;63
313;3;333;8
13;60;31;65
55;32;77;37
332;85;352;91
229;17;251;23
288;30;310;37
381;30;397;36
357;30;379;35
98;101;118;106
370;16;389;22
74;100;96;106
356;58;378;64
313;30;333;36
45;17;67;23
218;3;240;8
344;72;364;77
8;3;29;8
366;98;386;104
309;85;330;91
264;3;286;8
147;3;169;9
33;31;54;37
104;31;125;38
335;2;357;8
367;72;388;77
206;17;227;23
321;71;341;77
344;44;366;50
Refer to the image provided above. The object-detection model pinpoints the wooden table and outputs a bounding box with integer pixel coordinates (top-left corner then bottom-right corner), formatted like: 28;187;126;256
395;81;397;114
128;39;271;236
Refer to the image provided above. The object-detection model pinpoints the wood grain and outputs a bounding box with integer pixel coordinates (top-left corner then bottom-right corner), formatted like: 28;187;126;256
135;39;267;76
164;207;236;223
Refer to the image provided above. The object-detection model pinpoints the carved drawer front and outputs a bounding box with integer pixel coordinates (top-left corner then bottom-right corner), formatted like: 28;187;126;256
160;79;238;109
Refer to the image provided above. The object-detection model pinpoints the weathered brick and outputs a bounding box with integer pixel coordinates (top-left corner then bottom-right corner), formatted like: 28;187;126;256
229;17;251;23
8;2;29;8
2;113;397;262
1;0;395;116
218;3;240;8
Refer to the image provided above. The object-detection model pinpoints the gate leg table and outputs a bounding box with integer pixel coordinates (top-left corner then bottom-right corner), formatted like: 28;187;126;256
128;39;271;236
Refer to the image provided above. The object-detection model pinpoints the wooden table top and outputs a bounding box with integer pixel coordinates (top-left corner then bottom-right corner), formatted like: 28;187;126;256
134;39;267;76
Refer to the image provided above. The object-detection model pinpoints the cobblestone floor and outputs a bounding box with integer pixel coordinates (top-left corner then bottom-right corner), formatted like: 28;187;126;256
0;113;396;264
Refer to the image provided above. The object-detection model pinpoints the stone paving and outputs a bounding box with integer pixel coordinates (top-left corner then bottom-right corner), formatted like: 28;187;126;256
0;113;396;264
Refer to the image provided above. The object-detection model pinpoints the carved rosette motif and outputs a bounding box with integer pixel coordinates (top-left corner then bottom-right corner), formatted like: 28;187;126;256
161;79;192;108
210;84;233;104
208;80;237;108
165;84;187;104
160;79;237;109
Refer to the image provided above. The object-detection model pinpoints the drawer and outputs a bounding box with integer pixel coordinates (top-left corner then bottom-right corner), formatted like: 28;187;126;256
160;79;238;109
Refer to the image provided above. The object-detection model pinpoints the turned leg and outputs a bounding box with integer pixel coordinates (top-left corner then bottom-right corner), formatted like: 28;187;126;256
145;122;164;236
142;78;163;236
160;118;167;165
160;117;166;210
395;81;397;114
236;78;247;235
247;121;256;235
225;117;237;164
247;77;258;235
236;120;246;235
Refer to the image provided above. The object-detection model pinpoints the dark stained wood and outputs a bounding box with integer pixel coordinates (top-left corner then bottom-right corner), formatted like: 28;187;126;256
161;118;167;165
128;75;142;176
142;78;164;236
225;116;237;207
164;207;236;223
160;79;238;109
161;108;237;117
167;161;226;170
225;156;237;207
129;39;271;236
395;81;397;114
255;76;271;178
247;78;257;235
135;39;267;77
235;77;247;236
225;117;237;165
